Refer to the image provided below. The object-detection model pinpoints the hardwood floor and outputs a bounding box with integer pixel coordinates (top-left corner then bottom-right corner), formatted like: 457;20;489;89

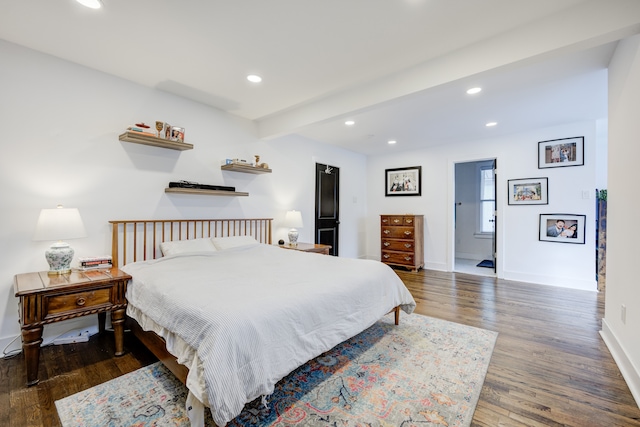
1;269;639;426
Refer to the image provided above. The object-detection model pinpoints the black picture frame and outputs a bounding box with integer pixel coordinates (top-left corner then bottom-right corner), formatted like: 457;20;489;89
538;136;584;169
507;177;548;205
539;213;586;244
385;166;421;197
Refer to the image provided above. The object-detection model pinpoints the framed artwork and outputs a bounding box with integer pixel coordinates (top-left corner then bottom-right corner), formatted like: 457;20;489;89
538;136;584;169
539;214;586;244
385;166;421;196
507;177;548;205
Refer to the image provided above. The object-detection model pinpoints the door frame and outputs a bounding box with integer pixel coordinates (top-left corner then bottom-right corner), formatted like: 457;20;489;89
448;156;502;278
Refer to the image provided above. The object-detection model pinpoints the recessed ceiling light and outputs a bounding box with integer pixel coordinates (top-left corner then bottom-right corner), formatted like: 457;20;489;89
345;120;355;126
388;140;397;145
76;0;103;9
486;122;497;127
466;87;482;95
247;74;262;83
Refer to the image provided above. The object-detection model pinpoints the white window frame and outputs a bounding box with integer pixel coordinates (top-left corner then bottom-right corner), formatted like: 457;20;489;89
476;163;495;237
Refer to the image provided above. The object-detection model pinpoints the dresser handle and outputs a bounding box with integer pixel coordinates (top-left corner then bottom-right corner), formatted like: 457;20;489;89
382;219;388;223
383;254;390;259
393;219;401;223
404;243;412;248
404;256;412;261
76;297;86;307
406;219;413;224
383;242;390;246
383;230;390;234
404;231;412;236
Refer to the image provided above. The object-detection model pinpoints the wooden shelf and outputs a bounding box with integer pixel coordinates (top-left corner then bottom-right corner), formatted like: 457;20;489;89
119;131;194;151
164;187;248;197
221;163;272;174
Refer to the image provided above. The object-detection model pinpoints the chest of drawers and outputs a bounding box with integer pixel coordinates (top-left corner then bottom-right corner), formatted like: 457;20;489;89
380;214;424;272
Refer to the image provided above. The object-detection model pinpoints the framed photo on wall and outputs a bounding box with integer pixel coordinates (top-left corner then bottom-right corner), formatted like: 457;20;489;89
507;177;548;205
385;166;421;196
539;213;586;244
538;136;584;169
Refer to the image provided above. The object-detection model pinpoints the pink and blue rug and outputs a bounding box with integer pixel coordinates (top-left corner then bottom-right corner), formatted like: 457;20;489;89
56;314;497;426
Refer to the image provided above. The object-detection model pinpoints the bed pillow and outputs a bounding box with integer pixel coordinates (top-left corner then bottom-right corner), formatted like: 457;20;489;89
211;235;260;250
160;238;217;256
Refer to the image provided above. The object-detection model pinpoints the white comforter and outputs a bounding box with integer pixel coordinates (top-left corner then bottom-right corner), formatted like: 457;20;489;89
122;244;416;426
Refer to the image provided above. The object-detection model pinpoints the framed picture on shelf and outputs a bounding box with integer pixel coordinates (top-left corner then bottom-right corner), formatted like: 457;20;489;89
539;213;586;244
538;136;584;169
507;177;548;205
385;166;421;196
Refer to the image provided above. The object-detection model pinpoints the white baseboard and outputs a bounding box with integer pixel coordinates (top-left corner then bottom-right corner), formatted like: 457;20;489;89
600;318;640;408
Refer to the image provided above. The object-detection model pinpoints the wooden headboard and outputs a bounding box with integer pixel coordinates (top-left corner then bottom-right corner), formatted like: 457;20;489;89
109;218;273;268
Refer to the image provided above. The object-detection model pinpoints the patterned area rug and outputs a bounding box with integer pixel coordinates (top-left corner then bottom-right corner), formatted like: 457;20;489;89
56;314;497;427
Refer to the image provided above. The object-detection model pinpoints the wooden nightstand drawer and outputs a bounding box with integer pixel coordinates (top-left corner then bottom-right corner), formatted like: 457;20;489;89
44;287;112;319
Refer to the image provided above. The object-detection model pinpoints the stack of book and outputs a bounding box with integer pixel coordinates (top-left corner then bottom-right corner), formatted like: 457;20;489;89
78;256;113;270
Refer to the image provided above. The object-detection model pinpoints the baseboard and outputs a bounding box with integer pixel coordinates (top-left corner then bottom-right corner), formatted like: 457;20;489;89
600;318;640;408
502;270;596;291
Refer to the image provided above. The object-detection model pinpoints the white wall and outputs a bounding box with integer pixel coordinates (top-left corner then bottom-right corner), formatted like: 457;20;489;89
366;122;598;291
601;34;640;406
0;40;367;353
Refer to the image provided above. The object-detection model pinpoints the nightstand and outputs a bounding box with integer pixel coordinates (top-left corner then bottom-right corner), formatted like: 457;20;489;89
13;268;130;386
279;242;332;255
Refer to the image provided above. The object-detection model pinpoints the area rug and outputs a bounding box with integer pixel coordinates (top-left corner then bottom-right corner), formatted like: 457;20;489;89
476;259;494;268
56;314;497;427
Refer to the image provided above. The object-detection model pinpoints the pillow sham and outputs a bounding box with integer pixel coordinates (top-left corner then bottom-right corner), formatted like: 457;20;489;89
211;235;260;250
160;238;217;256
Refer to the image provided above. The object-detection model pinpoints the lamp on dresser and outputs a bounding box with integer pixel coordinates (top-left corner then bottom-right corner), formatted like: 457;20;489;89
283;210;303;247
33;205;87;275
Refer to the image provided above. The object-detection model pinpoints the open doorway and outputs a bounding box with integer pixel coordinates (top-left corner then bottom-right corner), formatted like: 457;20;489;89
453;159;496;277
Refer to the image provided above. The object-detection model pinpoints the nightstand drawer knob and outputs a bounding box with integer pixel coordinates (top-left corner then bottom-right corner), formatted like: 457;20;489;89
76;297;86;307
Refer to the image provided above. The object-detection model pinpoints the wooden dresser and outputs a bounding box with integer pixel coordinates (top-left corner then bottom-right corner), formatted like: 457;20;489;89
380;215;424;272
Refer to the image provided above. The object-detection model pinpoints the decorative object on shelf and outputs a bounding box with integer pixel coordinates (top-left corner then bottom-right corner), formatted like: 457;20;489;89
278;239;285;245
538;136;584;169
385;166;422;196
33;205;87;275
283;210;303;247
507;177;548;205
221;163;272;174
126;123;156;137
170;126;185;142
539;213;586;244
155;121;171;139
254;154;270;169
169;180;235;192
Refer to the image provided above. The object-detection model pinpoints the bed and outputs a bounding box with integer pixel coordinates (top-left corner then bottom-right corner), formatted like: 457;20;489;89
110;218;416;426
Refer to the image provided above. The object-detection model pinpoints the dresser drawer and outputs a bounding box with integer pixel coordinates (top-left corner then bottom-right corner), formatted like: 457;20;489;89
382;239;415;252
44;288;112;319
382;251;416;266
381;216;416;226
381;226;415;239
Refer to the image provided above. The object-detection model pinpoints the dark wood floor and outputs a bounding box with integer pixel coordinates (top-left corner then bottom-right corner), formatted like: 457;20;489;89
1;269;639;426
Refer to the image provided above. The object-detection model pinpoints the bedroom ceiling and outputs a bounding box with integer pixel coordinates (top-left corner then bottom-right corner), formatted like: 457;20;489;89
1;0;638;155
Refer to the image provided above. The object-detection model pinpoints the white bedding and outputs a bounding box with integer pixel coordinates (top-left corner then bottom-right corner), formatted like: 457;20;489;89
122;244;416;426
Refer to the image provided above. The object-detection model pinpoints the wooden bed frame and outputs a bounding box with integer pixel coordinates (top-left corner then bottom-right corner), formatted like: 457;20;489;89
110;218;273;383
109;217;400;389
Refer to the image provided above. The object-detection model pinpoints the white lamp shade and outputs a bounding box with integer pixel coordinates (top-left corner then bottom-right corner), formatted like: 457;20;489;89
33;207;87;242
283;210;303;228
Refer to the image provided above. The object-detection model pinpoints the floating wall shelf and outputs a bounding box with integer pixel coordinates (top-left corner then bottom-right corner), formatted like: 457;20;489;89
221;164;272;174
164;188;249;197
119;131;194;151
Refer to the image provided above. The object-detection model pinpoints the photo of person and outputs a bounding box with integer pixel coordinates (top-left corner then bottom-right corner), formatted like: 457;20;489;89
546;219;578;238
385;166;421;196
540;214;585;244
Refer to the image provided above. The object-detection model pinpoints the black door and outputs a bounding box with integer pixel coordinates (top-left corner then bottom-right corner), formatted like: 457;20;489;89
315;163;339;256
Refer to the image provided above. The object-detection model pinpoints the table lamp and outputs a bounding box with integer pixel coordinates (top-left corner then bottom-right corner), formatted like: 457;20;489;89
33;205;87;275
283;210;303;247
